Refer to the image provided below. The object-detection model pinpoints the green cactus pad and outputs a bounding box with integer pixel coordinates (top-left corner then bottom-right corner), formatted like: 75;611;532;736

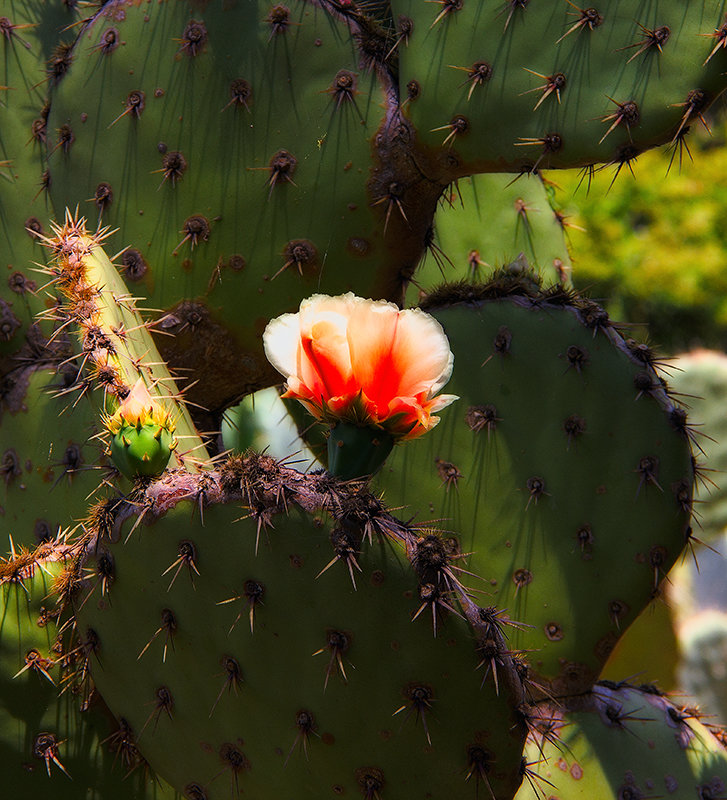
0;552;177;798
374;277;694;692
406;172;572;308
71;458;527;800
394;0;727;173
515;682;727;799
0;367;106;549
0;0;80;371
45;1;430;413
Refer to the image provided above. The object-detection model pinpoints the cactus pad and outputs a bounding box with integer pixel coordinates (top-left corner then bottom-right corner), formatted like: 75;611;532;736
374;275;694;691
70;457;528;799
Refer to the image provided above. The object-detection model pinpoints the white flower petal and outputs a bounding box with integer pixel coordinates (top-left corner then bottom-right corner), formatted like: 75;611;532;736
263;312;301;379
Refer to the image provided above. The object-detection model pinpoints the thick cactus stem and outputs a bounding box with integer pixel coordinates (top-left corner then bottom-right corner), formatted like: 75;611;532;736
327;421;394;479
37;211;206;474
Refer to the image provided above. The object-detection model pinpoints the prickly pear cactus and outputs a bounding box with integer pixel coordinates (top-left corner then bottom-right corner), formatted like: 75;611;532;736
0;549;177;798
394;0;727;171
1;0;727;798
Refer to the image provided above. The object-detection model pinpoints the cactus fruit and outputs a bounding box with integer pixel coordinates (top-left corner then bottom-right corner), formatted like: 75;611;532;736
106;379;178;479
373;270;694;692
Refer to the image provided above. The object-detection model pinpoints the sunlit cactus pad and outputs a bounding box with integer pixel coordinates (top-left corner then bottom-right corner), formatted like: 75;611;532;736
395;0;727;172
406;172;572;307
515;682;727;799
375;275;694;691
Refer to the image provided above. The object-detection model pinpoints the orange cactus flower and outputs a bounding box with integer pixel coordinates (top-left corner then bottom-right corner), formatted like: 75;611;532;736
263;294;458;439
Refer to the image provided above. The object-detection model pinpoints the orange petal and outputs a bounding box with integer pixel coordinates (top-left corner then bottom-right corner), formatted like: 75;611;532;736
388;308;454;398
347;298;401;407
